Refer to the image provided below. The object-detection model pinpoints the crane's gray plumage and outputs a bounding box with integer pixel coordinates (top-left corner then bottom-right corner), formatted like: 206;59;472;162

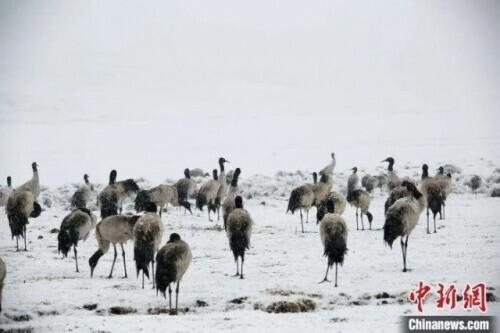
156;233;192;315
133;202;164;289
175;168;197;209
287;183;314;233
319;200;347;287
16;162;40;199
222;168;241;224
383;181;425;272
215;157;230;221
88;214;140;278
319;153;336;177
0;176;13;207
435;167;452;219
361;174;378;193
197;160;225;221
71;174;94;209
98;170;140;219
384;186;410;215
382;157;401;191
316;191;347;223
420;164;444;234
346;167;373;230
225;196;253;279
58;208;97;272
6;190;42;251
135;184;191;216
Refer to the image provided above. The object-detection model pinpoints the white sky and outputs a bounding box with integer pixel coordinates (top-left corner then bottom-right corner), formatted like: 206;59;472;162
0;0;499;185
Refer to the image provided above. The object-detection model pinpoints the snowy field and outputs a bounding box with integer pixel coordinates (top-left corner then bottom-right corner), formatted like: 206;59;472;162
0;165;499;333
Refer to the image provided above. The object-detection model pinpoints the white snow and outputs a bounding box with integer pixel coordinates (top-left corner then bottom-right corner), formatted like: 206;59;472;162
0;169;499;332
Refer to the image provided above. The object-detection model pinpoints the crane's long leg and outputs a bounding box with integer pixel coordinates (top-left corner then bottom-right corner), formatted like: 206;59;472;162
240;253;245;279
120;243;127;278
24;225;27;251
426;208;430;234
175;280;180;315
300;209;304;233
433;214;437;233
401;237;406;272
319;263;330;283
233;257;240;277
361;212;365;231
108;244;118;278
168;284;172;314
334;263;338;287
355;208;359;230
74;246;79;272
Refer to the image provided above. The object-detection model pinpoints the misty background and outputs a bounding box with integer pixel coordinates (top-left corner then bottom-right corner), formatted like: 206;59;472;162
0;0;499;185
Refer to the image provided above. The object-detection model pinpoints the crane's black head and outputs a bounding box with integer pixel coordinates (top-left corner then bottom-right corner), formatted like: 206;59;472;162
401;180;422;199
7;176;11;187
168;233;181;243
213;169;218;180
32;162;38;172
422;164;429;179
83;174;89;183
326;199;335;214
184;168;191;179
352;167;358;173
447;173;452;179
438;166;444;175
144;201;158;213
331;152;335;159
122;179;140;193
235;196;243;209
218;157;229;172
312;172;318;184
382;157;395;171
231;168;241;187
109;170;117;184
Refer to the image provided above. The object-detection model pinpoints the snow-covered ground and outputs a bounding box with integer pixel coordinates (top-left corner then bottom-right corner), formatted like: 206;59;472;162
0;165;499;332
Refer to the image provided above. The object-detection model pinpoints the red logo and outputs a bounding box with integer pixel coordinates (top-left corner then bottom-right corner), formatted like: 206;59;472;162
409;282;488;313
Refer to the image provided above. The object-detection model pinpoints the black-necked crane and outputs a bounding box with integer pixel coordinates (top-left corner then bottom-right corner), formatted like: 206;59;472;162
225;196;253;279
6;190;42;251
71;174;94;209
420;164;444;234
135;184;191;217
58;208;97;272
222;168;241;224
88;214;140;278
318;200;347;287
0;176;13;207
383;181;425;272
346;167;373;230
156;233;192;315
16;162;40;199
133;202;164;289
98;169;140;218
382;157;401;191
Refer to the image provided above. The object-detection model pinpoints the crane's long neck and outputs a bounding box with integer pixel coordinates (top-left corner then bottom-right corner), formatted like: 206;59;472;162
387;162;394;172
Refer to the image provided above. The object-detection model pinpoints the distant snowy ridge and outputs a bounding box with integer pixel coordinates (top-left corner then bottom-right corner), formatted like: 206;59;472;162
33;163;500;211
